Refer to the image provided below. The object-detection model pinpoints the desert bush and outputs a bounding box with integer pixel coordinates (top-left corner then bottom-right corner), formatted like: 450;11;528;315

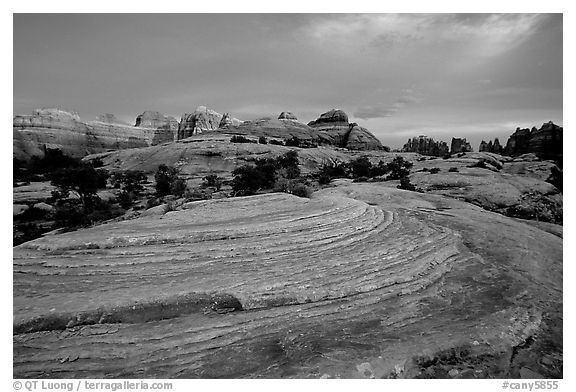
232;151;303;196
348;156;372;178
53;202;88;228
290;182;313;198
202;174;223;190
230;135;253;143
397;176;418;192
284;136;302;147
169;178;187;197
258;136;268;144
184;187;212;201
448;167;459;172
14;223;44;246
469;160;488;169
146;197;162;209
232;163;275;196
269;139;284;146
116;191;133;209
386;156;413;180
17;205;50;222
90;157;105;168
318;172;331;185
547;166;562;192
111;170;147;194
319;161;348;179
275;150;301;179
429;167;441;174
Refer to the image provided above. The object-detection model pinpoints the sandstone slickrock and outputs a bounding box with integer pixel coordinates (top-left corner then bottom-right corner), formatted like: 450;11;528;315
346;123;389;151
450;138;473;154
402;135;449;157
408;152;562;223
504;121;562;161
308;109;385;150
13;185;561;378
13;109;176;161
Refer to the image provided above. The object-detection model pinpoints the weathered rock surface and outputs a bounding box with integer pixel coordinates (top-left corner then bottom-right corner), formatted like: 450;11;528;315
218;113;233;128
479;138;503;154
135;110;178;131
307;109;385;150
178;106;223;138
278;112;297;120
450;138;473;154
225;117;321;145
13;185;562;378
177;106;242;139
408;152;562;223
13;109;175;162
402;136;449;157
504;122;562;161
84;133;352;177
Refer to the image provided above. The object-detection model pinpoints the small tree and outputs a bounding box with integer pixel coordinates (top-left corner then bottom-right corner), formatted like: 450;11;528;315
49;164;109;212
111;170;147;208
348;156;372;178
386;157;413;180
275;150;300;179
154;164;181;196
258;136;268;144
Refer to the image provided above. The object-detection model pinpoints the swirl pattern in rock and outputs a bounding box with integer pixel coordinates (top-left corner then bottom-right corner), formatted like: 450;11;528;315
13;187;561;378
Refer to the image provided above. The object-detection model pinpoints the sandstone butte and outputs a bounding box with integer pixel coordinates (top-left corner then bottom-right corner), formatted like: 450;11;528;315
13;183;562;378
13;108;385;163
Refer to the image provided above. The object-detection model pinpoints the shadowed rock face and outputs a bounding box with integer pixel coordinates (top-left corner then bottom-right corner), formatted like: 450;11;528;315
450;138;473;154
13;109;174;161
134;110;178;131
13;186;561;378
308;109;385;150
278;112;297;120
479;138;503;154
402;136;449;157
504;122;562;161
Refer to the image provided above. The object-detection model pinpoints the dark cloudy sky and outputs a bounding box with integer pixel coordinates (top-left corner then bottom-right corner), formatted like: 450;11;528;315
13;13;562;149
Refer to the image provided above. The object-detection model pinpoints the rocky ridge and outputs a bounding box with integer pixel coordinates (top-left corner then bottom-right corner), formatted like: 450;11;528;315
479;138;503;154
402;136;449;157
450;138;473;154
504;121;562;161
13;109;173;161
